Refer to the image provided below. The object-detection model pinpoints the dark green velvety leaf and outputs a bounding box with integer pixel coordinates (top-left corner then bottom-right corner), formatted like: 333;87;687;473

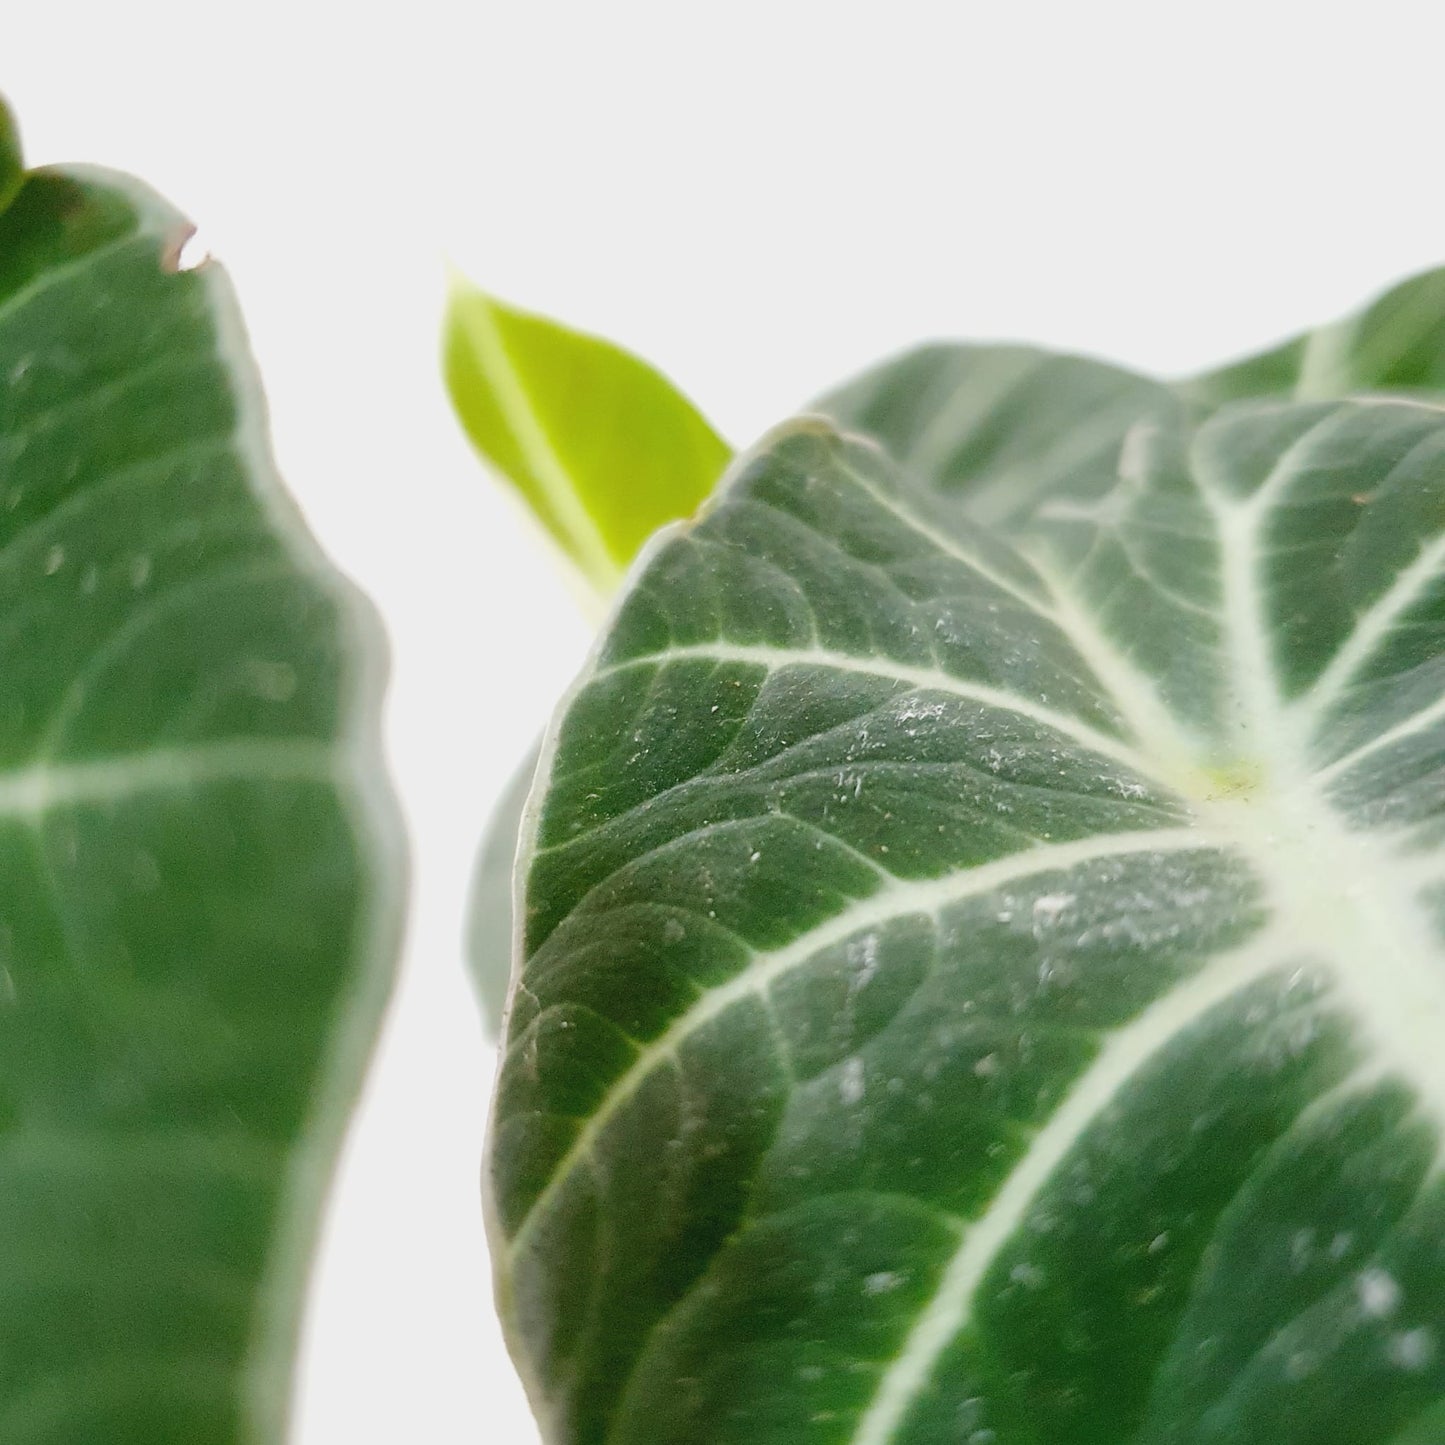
0;116;400;1440
491;398;1445;1444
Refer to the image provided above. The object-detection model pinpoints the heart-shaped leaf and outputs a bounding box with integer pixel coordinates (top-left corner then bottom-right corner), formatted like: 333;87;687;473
491;394;1445;1444
0;101;400;1440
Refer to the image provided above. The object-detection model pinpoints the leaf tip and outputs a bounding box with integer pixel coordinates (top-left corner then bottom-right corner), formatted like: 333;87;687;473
0;94;24;214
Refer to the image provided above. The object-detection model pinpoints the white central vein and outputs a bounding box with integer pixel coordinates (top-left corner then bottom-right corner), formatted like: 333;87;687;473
597;642;1158;781
505;826;1213;1257
848;923;1291;1445
1197;453;1445;1140
849;429;1445;1441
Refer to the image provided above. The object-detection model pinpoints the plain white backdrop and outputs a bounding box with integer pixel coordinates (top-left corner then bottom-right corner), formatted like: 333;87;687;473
7;3;1445;1440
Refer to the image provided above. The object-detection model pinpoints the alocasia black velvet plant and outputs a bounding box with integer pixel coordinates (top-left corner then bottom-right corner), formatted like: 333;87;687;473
450;265;1445;1445
10;78;1445;1445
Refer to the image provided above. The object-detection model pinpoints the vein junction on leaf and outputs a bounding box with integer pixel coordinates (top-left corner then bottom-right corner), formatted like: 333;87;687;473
497;401;1445;1442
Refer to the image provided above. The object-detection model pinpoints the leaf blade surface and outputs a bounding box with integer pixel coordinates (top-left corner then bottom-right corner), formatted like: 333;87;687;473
0;126;400;1441
493;397;1445;1445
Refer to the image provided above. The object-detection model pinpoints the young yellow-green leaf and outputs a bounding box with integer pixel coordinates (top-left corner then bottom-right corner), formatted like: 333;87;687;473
819;343;1187;528
0;106;400;1440
444;282;731;595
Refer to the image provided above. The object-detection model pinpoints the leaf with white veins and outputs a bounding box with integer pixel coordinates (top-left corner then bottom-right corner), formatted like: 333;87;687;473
490;393;1445;1445
0;100;400;1440
820;266;1445;534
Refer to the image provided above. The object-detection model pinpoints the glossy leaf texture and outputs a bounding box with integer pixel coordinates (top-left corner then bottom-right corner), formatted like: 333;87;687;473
0;107;400;1441
820;266;1445;529
491;395;1445;1444
444;280;731;594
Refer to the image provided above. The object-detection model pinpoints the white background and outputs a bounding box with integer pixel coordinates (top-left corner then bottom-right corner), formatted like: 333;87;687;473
7;3;1445;1440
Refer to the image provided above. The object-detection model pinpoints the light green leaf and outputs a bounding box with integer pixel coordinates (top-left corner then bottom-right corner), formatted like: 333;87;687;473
469;740;540;1034
491;397;1445;1444
0;114;400;1439
444;281;731;595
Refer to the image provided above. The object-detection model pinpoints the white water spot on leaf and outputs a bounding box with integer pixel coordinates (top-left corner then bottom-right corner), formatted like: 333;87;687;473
44;545;64;575
1328;1231;1355;1261
662;917;686;944
1388;1327;1435;1371
130;554;152;588
1031;892;1075;930
1009;1260;1045;1290
863;1271;901;1296
1357;1268;1402;1319
1148;1231;1170;1255
1289;1229;1315;1271
1284;1349;1317;1381
848;932;880;992
839;1056;865;1106
973;1052;999;1079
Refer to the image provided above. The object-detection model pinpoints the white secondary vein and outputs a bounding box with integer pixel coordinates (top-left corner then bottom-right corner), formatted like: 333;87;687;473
1312;688;1445;785
847;924;1292;1445
595;642;1160;782
833;454;1050;616
0;738;338;817
0;230;146;337
1198;411;1445;1145
1018;552;1200;772
1295;528;1445;734
504;825;1216;1258
900;351;1038;482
